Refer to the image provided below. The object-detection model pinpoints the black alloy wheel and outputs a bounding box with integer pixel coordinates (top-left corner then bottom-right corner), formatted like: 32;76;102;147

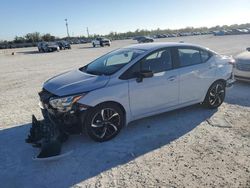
204;81;226;109
84;103;124;142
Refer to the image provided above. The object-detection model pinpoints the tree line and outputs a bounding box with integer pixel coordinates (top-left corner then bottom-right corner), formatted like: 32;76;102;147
104;23;250;40
13;32;56;43
1;23;250;45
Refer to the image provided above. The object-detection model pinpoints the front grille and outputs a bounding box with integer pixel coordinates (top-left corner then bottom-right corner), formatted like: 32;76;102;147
236;60;250;71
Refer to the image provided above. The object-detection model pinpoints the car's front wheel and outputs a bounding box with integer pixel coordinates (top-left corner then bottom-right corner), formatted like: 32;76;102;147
84;103;124;142
203;81;226;109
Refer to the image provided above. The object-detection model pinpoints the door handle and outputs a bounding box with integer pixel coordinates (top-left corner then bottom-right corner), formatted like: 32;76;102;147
167;76;177;81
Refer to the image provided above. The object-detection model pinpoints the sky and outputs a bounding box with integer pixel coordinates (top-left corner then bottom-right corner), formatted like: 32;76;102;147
1;0;250;40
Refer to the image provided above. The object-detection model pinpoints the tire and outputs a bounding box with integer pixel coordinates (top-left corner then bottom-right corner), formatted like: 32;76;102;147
84;103;124;142
100;42;104;47
203;81;226;109
92;43;95;47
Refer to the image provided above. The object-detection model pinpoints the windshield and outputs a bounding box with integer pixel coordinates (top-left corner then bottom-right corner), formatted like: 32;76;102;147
80;48;145;75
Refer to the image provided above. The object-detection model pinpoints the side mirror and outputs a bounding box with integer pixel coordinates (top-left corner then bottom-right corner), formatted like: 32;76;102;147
135;70;153;83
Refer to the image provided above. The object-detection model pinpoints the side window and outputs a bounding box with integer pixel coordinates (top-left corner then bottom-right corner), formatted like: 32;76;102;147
178;48;202;67
146;50;163;60
141;49;172;73
200;50;211;62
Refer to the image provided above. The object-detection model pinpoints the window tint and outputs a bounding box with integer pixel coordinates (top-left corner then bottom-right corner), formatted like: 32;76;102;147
178;48;202;67
141;49;172;73
200;50;211;62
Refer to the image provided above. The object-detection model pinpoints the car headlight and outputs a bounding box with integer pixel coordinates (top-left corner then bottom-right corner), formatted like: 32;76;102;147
49;94;84;112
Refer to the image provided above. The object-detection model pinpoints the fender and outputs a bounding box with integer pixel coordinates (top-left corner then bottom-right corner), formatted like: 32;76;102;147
77;79;133;124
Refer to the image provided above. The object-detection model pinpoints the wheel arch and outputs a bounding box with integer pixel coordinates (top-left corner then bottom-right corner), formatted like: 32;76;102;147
211;79;226;87
206;79;226;95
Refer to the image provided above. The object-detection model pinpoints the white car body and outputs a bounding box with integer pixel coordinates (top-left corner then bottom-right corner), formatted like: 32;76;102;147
76;43;234;124
31;42;235;154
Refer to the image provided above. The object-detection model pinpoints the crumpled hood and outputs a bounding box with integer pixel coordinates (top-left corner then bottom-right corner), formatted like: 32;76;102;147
43;69;110;96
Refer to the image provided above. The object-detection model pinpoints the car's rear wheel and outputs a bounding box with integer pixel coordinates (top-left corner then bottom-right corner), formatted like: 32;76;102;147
203;81;226;109
84;103;124;142
92;43;95;47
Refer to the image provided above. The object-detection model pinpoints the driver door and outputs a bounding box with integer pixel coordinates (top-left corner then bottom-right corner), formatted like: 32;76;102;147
128;48;179;118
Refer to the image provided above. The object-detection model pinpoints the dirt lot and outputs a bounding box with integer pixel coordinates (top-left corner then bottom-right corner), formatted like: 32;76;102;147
0;35;250;188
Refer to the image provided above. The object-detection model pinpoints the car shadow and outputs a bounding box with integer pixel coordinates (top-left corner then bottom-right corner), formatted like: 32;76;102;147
17;50;41;55
78;46;95;49
0;105;216;188
225;81;250;107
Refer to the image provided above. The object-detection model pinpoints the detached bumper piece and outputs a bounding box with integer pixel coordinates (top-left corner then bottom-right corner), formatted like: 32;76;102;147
25;115;67;158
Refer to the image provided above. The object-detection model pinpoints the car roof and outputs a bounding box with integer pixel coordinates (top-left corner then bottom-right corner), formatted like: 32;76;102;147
124;42;208;51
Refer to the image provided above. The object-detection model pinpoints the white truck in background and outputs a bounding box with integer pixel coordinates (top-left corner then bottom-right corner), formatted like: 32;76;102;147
92;37;111;47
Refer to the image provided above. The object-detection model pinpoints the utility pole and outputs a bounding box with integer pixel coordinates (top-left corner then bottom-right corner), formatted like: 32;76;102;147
86;27;90;38
65;19;70;38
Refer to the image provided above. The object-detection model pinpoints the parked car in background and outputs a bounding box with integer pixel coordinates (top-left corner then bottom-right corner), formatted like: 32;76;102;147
38;42;234;142
234;48;250;82
38;42;60;52
56;41;71;50
137;36;154;43
92;37;111;47
133;36;143;40
155;34;166;38
79;39;88;44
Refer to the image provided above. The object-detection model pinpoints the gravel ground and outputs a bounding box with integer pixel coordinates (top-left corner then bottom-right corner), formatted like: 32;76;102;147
0;35;250;188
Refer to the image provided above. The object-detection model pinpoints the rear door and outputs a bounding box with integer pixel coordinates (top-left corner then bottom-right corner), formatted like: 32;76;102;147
175;47;216;103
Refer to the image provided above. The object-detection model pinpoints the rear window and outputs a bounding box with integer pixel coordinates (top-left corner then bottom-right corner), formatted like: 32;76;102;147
178;48;202;67
200;50;211;62
177;47;212;67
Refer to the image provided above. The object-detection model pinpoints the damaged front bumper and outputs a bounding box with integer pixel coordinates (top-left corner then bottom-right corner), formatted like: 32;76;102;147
39;88;89;134
25;89;89;159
